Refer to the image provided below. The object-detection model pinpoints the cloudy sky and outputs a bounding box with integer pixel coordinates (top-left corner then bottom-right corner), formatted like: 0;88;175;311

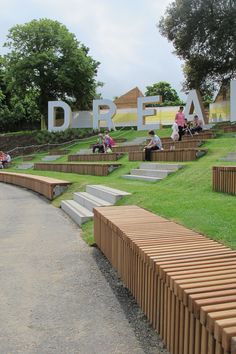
0;0;185;99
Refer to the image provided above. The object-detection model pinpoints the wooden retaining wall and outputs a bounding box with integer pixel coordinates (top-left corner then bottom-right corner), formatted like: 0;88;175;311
129;149;207;162
68;153;124;162
94;205;236;354
112;140;203;153
0;171;71;200
34;163;121;176
223;126;236;133
146;131;215;144
213;166;236;195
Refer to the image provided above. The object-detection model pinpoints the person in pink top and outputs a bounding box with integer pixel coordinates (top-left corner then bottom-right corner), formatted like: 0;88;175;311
175;106;185;141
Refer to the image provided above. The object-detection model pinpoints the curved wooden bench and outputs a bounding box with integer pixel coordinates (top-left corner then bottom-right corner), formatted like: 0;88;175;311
213;166;236;195
34;163;121;176
0;171;71;200
129;148;208;162
94;205;236;354
68;153;124;162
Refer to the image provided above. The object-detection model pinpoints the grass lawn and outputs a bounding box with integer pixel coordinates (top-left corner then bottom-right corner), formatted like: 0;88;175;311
8;128;236;248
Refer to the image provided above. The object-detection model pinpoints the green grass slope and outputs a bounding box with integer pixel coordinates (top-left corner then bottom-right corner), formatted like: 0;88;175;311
8;129;236;248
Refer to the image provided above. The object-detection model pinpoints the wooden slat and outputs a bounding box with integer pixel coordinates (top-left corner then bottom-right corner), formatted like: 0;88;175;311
34;163;121;176
0;171;71;200
93;205;236;353
129;148;207;162
213;166;236;195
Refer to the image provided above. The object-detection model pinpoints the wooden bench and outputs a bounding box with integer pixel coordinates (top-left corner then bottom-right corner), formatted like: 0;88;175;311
68;153;124;162
213;166;236;195
34;163;121;176
223;126;236;133
112;140;203;154
129;148;208;162
146;131;215;145
0;171;71;200
94;205;236;354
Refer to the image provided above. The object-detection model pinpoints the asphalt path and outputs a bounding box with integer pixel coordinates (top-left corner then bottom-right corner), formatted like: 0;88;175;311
0;183;167;354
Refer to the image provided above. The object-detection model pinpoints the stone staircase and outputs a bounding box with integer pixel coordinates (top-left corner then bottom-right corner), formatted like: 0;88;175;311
122;162;183;182
61;185;131;226
221;151;236;162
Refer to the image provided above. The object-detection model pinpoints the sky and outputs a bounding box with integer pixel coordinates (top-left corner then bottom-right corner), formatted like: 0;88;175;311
0;0;185;100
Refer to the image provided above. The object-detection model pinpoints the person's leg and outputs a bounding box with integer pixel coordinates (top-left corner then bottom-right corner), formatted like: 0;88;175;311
196;126;202;133
178;126;184;141
145;148;151;161
93;144;99;153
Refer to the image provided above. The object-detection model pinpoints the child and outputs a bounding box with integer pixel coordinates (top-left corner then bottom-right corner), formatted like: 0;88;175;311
171;122;179;141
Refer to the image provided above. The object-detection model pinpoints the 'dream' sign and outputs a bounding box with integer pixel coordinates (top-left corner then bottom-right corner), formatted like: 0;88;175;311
47;80;236;132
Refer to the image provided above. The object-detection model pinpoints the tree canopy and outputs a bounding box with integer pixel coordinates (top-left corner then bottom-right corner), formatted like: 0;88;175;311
159;0;236;95
2;18;101;128
145;81;181;105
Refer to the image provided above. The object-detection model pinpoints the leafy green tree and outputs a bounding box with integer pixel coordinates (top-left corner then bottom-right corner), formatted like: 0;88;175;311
145;81;181;105
159;0;236;95
4;19;101;126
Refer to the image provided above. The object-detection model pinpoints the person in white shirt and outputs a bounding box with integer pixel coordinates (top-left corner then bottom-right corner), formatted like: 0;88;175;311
191;115;203;134
143;130;162;161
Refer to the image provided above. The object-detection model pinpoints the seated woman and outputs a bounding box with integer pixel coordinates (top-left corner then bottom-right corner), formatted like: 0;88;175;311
143;130;162;161
92;133;105;153
190;115;203;134
104;131;115;152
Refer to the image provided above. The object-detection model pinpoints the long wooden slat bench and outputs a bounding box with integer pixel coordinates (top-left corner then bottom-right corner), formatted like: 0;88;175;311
68;153;124;162
213;166;236;195
0;171;71;200
34;163;121;176
129;148;208;162
94;205;236;354
112;140;203;153
146;131;215;145
223;126;236;133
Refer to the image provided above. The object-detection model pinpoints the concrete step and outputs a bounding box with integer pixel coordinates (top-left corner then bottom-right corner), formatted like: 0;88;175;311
61;200;93;226
122;174;161;182
42;155;62;161
130;169;171;178
74;192;112;212
139;163;183;171
86;185;131;204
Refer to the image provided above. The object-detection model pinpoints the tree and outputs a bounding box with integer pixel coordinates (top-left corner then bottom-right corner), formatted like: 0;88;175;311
3;19;101;126
145;81;181;105
159;0;236;95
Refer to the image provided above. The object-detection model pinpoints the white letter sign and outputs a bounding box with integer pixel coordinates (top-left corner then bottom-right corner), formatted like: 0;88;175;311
93;99;116;130
184;90;206;123
48;101;72;132
137;96;161;131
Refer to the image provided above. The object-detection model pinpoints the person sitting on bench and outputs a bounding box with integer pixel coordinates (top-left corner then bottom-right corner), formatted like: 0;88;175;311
190;115;203;134
0;151;11;168
92;133;105;153
143;130;163;161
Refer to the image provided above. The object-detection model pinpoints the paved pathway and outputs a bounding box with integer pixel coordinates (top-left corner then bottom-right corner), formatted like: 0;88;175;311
0;184;166;354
